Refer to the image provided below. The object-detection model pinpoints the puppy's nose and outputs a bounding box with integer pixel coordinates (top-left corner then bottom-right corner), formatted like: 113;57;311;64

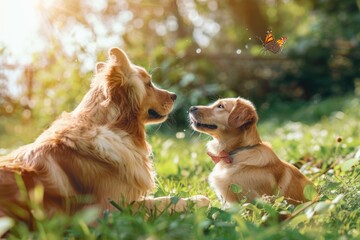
170;93;177;101
189;106;198;113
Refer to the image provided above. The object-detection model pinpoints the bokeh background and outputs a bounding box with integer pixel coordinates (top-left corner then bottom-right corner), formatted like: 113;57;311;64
1;0;359;148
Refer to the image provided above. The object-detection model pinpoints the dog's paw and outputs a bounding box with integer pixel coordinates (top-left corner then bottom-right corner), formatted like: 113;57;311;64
186;195;210;208
171;195;210;212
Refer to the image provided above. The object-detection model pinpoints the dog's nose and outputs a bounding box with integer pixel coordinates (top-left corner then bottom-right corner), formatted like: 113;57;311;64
170;93;177;101
189;106;198;113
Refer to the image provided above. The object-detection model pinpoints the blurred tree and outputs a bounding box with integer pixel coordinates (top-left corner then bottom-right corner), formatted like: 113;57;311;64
277;0;360;100
1;0;359;133
227;0;268;38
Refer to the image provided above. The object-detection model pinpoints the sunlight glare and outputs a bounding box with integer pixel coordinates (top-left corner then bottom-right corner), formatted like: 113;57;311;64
0;0;52;62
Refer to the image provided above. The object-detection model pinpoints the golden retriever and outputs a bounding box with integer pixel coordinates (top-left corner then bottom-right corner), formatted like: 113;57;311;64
0;48;209;224
189;97;313;206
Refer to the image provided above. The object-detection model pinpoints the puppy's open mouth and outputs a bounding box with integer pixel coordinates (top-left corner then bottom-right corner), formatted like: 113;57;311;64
148;109;166;119
190;116;217;130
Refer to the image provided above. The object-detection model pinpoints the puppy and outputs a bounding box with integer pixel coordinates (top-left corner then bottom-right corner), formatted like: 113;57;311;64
0;48;209;224
189;97;313;206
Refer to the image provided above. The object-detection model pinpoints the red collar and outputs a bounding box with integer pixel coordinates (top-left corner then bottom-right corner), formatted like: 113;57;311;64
207;150;232;164
207;144;260;164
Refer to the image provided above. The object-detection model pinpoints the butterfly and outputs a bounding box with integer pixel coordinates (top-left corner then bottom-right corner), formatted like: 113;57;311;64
260;30;287;54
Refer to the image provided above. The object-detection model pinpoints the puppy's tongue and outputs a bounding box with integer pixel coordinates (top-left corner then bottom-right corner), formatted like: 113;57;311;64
207;150;232;164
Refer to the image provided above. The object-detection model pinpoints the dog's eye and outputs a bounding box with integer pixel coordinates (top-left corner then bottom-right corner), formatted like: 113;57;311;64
147;81;152;88
217;104;224;109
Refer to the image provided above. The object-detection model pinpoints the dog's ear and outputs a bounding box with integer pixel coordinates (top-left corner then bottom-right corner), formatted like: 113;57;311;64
95;62;106;74
108;47;131;73
228;99;258;129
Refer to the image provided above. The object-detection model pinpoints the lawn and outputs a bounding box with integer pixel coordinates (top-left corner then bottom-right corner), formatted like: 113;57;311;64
1;95;360;239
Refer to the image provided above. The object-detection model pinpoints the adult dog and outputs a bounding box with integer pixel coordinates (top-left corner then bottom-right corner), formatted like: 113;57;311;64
0;48;209;223
189;97;313;206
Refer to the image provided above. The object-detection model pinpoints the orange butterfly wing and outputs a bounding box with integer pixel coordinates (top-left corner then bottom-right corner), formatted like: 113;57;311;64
264;31;275;44
276;37;287;48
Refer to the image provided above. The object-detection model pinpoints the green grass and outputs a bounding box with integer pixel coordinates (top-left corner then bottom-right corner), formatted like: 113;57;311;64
1;95;360;239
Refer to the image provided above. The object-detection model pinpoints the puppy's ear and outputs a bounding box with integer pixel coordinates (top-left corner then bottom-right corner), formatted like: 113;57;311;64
228;99;258;129
108;47;131;73
95;62;106;74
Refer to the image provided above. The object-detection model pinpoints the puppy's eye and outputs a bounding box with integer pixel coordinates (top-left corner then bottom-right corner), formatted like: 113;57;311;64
217;104;224;109
147;81;152;88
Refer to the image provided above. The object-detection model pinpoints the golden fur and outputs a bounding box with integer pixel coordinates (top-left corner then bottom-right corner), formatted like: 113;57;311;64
0;48;209;223
189;97;313;206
